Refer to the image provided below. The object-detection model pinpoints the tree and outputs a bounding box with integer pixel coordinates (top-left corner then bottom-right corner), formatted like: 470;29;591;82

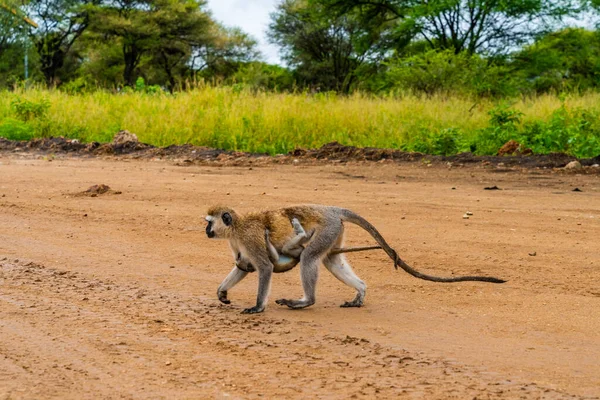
27;0;96;85
269;0;391;93
385;48;520;97
191;26;259;80
1;0;37;52
1;2;26;56
513;28;600;92
0;8;25;85
229;61;295;91
320;0;579;55
87;0;160;87
88;0;241;88
149;0;212;90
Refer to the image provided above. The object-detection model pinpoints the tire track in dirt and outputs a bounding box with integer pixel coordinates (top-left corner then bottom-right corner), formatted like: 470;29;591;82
1;258;587;399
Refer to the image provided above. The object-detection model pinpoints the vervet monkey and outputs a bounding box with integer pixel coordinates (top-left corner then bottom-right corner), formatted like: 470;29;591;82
205;204;505;314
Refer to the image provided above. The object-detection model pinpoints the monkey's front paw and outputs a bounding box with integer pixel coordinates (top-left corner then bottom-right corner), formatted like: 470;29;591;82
241;306;264;314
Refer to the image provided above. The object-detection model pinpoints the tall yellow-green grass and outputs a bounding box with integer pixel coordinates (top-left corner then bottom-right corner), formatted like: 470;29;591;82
1;86;600;155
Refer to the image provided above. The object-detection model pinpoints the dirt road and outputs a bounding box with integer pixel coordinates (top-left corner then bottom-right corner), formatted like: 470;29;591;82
1;155;599;399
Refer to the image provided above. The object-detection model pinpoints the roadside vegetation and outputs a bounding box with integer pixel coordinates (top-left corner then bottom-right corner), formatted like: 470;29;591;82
1;0;600;157
2;86;600;157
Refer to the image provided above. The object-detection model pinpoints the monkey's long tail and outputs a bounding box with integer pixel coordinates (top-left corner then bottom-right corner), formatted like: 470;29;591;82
339;208;506;284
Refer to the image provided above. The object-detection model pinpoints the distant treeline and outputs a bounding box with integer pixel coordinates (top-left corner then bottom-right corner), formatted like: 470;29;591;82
1;0;600;96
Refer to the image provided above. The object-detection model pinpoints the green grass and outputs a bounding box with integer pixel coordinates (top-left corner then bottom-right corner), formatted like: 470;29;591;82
1;86;600;157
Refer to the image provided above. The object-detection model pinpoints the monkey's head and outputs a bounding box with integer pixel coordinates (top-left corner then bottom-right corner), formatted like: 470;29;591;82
205;205;238;239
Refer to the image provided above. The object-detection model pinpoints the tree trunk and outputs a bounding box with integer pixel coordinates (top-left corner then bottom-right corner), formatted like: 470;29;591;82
123;42;140;87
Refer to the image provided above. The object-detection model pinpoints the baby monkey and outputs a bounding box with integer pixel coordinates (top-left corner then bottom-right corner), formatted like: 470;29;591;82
235;218;313;274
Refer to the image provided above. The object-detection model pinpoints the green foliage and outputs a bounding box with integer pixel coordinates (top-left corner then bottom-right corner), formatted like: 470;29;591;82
513;28;600;93
469;104;524;154
11;97;50;121
519;105;600;157
135;77;146;92
324;0;579;54
403;127;466;156
59;76;95;94
1;88;599;158
269;0;385;93
385;49;521;97
0;117;35;140
229;62;295;92
86;0;214;87
27;0;91;85
464;101;600;157
320;0;579;55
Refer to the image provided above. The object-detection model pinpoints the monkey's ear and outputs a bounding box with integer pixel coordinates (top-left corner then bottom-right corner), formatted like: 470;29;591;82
222;212;233;226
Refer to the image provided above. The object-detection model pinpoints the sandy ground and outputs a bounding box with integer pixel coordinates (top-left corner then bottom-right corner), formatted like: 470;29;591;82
0;155;599;399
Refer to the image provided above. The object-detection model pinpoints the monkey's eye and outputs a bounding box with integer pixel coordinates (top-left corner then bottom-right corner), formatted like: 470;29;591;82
222;212;232;226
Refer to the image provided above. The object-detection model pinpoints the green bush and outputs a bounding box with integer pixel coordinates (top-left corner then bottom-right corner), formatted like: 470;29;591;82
0;118;35;141
466;102;600;158
386;49;521;98
403;127;467;156
520;105;600;158
513;28;600;93
11;97;50;121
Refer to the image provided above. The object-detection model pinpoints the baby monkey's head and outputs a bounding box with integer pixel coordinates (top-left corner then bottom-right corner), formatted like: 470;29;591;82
205;205;238;239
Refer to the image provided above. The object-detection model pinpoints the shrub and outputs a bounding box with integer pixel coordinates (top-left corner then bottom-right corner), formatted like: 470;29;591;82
385;49;521;98
0;118;35;141
11;97;50;121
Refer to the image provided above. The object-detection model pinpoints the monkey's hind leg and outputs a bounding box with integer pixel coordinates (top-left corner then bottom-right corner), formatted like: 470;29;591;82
275;220;341;309
324;252;367;307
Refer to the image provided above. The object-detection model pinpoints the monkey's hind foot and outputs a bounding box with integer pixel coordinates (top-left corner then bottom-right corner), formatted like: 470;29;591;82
340;293;364;308
340;299;363;308
241;306;264;314
275;298;314;309
291;218;304;233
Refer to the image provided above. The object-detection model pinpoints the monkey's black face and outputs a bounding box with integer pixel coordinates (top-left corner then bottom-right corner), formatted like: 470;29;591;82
206;220;215;238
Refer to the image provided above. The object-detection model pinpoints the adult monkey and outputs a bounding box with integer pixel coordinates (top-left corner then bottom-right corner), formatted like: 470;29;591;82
205;204;505;314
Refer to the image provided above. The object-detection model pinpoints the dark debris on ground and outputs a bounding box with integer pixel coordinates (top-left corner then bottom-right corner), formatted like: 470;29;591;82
1;136;599;173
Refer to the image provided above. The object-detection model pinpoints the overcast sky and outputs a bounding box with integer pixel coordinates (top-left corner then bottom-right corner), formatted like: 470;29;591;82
206;0;281;64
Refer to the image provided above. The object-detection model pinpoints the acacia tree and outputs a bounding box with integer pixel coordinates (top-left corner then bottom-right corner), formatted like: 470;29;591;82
148;0;213;90
88;0;246;88
269;0;391;93
27;0;97;85
319;0;579;55
88;0;160;87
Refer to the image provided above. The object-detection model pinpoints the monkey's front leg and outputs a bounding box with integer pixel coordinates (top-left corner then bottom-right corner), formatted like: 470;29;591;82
217;266;249;304
242;261;273;314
